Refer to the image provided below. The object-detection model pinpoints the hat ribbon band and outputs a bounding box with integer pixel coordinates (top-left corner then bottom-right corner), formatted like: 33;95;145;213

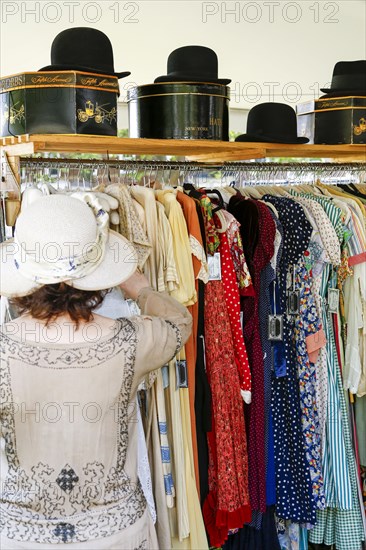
13;192;110;285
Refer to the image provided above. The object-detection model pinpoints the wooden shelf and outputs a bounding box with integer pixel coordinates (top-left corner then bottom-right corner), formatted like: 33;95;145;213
1;134;365;226
1;134;366;162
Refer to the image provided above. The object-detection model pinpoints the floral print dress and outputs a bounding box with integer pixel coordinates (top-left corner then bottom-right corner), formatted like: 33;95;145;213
293;263;325;511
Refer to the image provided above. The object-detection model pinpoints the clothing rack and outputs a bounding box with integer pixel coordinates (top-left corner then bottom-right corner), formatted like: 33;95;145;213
1;156;364;226
18;158;366;188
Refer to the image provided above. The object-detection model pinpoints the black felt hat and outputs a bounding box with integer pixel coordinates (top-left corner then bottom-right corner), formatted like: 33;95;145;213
39;27;130;79
320;60;366;94
235;102;309;144
154;46;231;85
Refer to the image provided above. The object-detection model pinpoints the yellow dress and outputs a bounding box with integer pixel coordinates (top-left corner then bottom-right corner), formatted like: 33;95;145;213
155;190;196;307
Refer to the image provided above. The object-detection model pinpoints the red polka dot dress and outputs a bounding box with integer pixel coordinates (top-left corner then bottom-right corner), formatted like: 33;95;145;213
200;199;252;547
216;219;252;403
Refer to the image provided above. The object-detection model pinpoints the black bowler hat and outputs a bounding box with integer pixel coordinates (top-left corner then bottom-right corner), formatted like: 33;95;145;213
320;60;366;95
235;102;309;144
154;46;231;85
39;27;130;79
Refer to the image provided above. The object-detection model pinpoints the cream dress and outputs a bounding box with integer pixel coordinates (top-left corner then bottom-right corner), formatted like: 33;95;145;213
0;288;192;549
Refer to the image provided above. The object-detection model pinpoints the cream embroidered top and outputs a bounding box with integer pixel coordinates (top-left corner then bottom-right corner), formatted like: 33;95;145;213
0;289;192;546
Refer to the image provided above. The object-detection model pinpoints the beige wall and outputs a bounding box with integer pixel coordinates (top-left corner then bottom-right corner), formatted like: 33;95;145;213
1;0;365;131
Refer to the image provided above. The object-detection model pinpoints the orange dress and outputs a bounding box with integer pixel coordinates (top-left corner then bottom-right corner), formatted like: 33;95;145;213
176;191;208;495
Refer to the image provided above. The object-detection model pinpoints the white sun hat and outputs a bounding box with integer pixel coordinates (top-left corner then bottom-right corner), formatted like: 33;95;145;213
0;193;138;298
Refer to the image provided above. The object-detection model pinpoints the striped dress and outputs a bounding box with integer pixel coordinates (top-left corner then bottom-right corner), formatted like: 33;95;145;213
296;194;365;550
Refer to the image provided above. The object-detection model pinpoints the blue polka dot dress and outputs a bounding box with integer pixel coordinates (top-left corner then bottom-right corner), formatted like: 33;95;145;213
263;196;317;525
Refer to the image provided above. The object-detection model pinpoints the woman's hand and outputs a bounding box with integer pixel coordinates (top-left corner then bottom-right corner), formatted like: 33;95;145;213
119;272;151;301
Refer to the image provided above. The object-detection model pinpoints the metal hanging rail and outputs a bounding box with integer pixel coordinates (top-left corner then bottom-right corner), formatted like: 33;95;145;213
19;158;366;173
19;158;209;171
18;158;366;186
20;157;366;171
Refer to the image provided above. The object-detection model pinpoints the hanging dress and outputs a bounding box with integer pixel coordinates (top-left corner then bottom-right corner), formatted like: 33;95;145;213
307;198;365;550
263;195;315;525
200;195;251;548
228;196;276;516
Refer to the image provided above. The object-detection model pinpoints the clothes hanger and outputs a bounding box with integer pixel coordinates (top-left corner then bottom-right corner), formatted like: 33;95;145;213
277;185;293;197
219;187;235;205
352;182;366;193
183;182;224;212
165;166;174;189
246;185;263;198
238;187;251;197
204;189;225;213
314;179;334;195
142;165;153;188
183;182;202;200
107;166;119;185
262;200;279;217
240;182;263;198
337;183;366;199
223;184;238;197
294;183;310;193
39;181;59;195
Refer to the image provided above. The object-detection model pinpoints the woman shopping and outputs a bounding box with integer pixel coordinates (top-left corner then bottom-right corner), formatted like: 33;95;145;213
0;193;192;549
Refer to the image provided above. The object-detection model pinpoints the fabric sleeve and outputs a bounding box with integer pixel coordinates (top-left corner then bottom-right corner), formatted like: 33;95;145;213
344;263;364;394
131;287;192;381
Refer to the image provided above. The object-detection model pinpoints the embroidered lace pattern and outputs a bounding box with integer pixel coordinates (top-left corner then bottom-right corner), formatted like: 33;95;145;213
189;234;209;283
137;398;157;523
0;319;148;544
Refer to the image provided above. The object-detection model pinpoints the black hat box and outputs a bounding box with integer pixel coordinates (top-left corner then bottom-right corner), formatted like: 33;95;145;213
0;71;119;137
297;96;366;144
127;82;230;141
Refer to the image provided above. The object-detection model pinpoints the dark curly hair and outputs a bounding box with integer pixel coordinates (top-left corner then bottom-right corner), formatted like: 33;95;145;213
11;283;109;329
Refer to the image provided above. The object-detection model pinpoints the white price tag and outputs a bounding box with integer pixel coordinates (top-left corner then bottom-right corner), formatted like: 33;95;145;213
328;288;340;313
126;299;141;316
208;252;222;281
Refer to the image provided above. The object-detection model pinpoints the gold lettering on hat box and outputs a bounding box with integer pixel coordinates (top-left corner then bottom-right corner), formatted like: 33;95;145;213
0;72;119;94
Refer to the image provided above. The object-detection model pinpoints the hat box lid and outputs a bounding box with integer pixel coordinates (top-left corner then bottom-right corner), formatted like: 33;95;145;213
297;95;366;115
0;71;119;94
127;81;230;102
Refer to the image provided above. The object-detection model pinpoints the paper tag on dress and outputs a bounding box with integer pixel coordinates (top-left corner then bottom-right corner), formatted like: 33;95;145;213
208;252;222;281
268;314;283;341
287;290;300;315
126;299;141;316
328;288;340;313
161;365;169;389
176;360;188;389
